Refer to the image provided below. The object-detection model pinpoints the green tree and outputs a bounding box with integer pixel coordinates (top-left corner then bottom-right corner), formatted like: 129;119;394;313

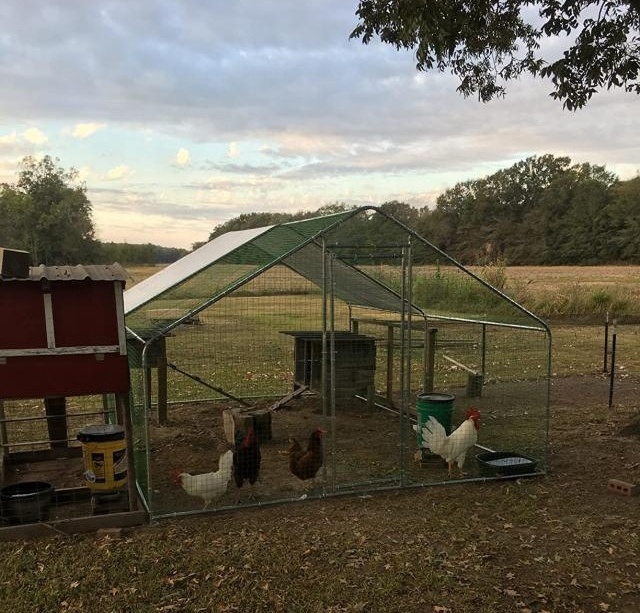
604;175;640;261
5;155;97;264
351;1;640;109
523;163;617;263
432;155;573;263
0;185;30;252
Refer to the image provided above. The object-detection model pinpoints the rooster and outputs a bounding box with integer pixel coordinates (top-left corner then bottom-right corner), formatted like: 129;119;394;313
289;428;325;492
419;408;481;477
171;449;234;509
233;426;261;500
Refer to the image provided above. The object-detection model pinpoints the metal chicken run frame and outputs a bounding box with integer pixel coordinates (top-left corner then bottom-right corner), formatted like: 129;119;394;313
122;206;551;520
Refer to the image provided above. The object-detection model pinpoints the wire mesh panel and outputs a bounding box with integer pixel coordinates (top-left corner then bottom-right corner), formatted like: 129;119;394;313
0;394;131;524
124;206;551;518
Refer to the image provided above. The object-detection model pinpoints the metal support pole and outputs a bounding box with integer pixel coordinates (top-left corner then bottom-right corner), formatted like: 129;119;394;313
608;319;617;408
603;311;609;373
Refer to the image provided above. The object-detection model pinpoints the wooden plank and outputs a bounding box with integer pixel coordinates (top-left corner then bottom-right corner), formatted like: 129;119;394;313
6;446;82;464
45;396;68;449
116;391;139;512
0;345;121;358
442;354;478;375
166;362;251;407
0;400;7;472
222;409;236;443
225;408;273;443
0;510;148;541
267;386;309;412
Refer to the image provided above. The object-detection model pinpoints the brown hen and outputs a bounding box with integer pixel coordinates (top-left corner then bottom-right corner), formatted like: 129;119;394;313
289;428;325;492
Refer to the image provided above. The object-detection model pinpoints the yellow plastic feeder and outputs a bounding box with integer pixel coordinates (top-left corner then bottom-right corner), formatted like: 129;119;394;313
77;425;127;492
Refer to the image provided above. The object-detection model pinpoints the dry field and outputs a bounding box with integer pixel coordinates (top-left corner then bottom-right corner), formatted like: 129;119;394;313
492;265;640;288
127;263;640;300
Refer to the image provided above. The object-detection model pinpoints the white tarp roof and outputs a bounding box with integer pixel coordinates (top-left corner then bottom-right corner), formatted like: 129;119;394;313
124;226;272;314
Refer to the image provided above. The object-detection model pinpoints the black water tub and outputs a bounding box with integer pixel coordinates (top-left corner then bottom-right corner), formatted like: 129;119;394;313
476;452;538;477
0;481;54;524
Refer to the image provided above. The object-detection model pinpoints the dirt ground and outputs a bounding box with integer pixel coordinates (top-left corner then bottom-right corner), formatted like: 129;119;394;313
4;372;639;520
2;373;640;612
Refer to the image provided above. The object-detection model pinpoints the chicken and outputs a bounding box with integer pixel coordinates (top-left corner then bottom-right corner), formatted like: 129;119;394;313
171;449;234;509
419;408;481;477
289;428;325;491
233;426;261;500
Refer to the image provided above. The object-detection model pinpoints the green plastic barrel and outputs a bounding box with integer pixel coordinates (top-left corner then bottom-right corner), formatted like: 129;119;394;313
416;392;455;445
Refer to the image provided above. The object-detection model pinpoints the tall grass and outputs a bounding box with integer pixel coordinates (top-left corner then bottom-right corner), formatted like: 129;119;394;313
513;282;632;320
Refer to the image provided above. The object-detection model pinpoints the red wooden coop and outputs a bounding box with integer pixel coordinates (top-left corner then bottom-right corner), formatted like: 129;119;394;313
0;248;143;534
0;253;130;401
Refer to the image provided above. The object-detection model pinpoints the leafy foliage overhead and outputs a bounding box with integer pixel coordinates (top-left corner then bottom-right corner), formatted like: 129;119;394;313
350;0;640;109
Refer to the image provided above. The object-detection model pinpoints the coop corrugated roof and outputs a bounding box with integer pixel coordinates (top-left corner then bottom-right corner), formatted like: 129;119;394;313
26;263;129;282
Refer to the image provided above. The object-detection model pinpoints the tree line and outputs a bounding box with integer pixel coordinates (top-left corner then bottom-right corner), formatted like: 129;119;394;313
2;154;639;267
0;156;186;266
208;154;640;266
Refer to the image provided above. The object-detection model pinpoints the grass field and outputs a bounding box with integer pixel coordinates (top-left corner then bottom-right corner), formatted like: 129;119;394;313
126;264;640;320
124;264;640;376
1;265;640;612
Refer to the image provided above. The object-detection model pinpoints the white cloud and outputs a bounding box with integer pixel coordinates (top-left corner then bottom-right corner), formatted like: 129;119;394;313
176;147;190;166
0;2;638;248
0;132;17;145
76;166;91;182
106;165;134;181
72;123;105;139
22;127;48;145
0;158;18;183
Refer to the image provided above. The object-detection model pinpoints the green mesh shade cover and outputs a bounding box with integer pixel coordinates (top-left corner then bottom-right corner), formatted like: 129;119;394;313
124;207;545;340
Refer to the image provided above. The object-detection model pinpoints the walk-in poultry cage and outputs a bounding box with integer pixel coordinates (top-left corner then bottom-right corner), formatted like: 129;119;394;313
124;207;551;519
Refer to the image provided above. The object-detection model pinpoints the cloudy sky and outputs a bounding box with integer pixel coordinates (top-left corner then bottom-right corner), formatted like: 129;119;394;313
1;1;638;249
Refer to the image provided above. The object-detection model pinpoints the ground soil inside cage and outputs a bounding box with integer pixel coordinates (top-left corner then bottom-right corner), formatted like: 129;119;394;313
142;372;640;516
3;372;640;524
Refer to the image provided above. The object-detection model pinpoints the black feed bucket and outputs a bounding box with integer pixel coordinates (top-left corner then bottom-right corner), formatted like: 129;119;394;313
0;481;54;524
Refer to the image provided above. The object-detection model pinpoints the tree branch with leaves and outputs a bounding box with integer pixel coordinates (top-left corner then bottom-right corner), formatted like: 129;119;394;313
351;0;640;109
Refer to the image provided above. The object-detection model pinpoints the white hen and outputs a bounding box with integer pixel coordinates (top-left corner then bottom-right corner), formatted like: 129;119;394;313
173;449;234;509
420;408;481;477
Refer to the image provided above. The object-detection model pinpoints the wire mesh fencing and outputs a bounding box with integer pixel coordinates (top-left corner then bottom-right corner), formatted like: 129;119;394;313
124;209;551;519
